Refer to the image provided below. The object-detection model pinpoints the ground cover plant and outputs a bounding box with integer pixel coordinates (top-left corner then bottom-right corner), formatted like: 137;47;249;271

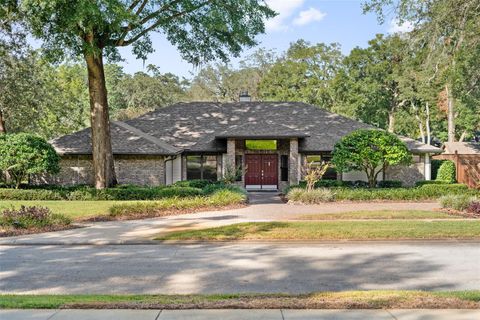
1;291;480;309
156;220;480;241
0;205;72;236
440;194;480;217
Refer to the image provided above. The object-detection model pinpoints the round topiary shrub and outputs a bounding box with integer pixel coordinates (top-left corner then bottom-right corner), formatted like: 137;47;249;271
436;160;456;183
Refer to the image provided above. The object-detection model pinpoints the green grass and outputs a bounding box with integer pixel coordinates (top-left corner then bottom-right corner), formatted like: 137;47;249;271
1;291;479;309
156;220;480;241
0;200;143;220
298;210;462;220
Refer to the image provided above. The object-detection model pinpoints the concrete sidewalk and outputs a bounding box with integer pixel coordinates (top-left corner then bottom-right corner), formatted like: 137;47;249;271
0;201;439;245
2;309;480;319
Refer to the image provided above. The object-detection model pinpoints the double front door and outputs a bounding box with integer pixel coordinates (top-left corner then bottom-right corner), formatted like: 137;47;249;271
245;154;278;189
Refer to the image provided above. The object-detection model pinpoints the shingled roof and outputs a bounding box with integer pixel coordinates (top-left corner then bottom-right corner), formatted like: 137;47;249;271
51;101;441;155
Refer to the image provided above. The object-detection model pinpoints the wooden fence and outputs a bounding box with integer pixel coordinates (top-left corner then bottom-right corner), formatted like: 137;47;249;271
434;151;480;189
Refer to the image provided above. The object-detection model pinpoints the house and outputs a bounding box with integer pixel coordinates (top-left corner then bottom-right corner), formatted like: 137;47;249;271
35;100;442;190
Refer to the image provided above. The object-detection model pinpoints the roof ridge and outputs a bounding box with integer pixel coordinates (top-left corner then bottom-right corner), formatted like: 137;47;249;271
113;121;181;154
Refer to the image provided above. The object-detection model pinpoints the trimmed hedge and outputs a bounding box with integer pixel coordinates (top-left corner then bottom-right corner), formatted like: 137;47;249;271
286;183;475;202
436;160;456;183
0;185;204;201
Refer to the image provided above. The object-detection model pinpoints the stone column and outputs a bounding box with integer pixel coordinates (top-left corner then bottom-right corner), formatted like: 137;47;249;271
289;138;299;185
226;138;236;173
424;153;431;181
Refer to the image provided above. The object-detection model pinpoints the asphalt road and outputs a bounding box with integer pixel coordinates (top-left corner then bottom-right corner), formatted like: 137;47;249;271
2;242;480;294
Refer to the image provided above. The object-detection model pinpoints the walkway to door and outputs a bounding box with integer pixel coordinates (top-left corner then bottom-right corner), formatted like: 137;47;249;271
248;192;283;205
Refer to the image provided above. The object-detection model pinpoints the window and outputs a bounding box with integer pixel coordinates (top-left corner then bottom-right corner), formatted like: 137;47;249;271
187;155;217;180
245;140;277;150
235;155;243;181
280;155;288;181
306;154;337;180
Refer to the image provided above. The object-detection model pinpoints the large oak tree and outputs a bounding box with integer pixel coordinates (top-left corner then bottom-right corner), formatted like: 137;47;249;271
17;0;275;188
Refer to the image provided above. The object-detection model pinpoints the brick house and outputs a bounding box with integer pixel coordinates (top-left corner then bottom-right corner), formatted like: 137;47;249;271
36;100;442;190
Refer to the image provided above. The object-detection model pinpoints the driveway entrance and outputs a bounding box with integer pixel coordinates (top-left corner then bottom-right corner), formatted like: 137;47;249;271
245;154;278;190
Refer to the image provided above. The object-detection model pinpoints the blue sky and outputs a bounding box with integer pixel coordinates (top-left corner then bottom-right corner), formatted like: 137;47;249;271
117;0;408;78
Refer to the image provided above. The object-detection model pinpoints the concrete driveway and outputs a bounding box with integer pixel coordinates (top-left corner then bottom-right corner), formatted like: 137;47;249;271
1;242;479;294
0;198;440;245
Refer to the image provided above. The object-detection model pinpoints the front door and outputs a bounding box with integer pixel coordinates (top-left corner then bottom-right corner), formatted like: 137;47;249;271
245;154;278;189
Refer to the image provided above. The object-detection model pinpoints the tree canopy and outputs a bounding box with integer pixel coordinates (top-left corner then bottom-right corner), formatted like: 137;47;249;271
332;129;412;188
0;133;60;188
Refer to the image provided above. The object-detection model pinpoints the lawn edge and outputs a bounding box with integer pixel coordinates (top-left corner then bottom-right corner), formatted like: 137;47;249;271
2;291;479;309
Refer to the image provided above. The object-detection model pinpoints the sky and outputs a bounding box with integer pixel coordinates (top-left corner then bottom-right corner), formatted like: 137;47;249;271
117;0;410;79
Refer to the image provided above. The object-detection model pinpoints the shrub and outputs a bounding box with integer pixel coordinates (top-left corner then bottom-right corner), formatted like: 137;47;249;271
1;206;71;229
431;159;444;180
0;133;60;189
287;188;335;204
202;183;247;196
108;189;246;218
0;188;64;200
173;179;212;189
436;160;456;183
377;180;402;188
467;201;480;216
415;180;453;187
440;194;477;211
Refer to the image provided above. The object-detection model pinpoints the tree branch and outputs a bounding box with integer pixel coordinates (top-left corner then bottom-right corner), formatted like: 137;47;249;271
119;0;213;47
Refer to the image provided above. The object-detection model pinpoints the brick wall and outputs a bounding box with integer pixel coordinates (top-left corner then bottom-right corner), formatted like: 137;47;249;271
32;155;165;186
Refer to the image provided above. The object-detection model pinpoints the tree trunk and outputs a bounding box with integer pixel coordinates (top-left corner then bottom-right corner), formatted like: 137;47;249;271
0;109;6;134
425;102;431;145
459;130;467;142
84;51;117;189
387;110;395;133
445;84;456;142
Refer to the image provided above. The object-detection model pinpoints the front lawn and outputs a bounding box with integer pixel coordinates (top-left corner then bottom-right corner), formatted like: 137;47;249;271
156;220;480;241
1;291;479;309
298;210;463;220
0;200;134;220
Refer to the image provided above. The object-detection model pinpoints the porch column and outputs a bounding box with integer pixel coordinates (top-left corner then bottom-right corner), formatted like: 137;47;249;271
226;138;236;172
424;153;431;181
289;138;299;185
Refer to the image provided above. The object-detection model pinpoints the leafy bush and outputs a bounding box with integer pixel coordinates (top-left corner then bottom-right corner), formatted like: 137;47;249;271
436;160;456;183
334;184;472;201
202;183;247;196
377;180;402;188
0;188;64;200
440;194;477;211
109;189;246;218
0;133;60;189
0;185;204;201
431;159;444;180
1;206;71;229
415;180;453;187
287;188;335;204
173;179;212;189
467;201;480;216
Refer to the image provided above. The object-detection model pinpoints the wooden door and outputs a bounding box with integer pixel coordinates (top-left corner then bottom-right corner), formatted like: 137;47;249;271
245;154;278;188
245;154;262;185
262;154;278;186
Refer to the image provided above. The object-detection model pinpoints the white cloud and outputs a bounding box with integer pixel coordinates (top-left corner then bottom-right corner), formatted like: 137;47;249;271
293;7;326;26
388;19;414;33
265;0;305;31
